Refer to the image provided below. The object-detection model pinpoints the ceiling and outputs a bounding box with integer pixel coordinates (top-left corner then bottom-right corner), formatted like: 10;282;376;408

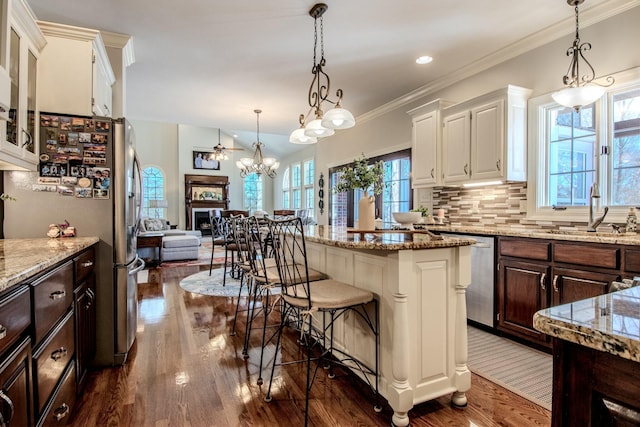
25;0;633;158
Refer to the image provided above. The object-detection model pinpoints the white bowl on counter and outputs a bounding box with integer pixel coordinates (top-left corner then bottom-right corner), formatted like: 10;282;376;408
392;212;423;229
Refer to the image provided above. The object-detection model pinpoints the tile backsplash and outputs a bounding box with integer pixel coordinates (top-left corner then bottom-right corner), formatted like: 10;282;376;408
431;182;592;231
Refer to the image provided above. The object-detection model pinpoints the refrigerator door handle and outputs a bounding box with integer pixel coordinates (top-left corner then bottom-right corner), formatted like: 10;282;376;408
129;256;146;276
133;153;144;236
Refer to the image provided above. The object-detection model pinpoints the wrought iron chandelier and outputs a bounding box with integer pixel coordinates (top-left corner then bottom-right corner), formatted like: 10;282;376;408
289;3;355;145
551;0;614;111
236;109;279;178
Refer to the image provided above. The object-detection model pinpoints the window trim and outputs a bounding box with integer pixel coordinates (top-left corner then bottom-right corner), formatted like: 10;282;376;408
527;67;640;224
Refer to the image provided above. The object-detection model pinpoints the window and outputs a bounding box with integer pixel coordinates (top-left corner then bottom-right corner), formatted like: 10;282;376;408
243;174;262;212
282;167;290;209
329;149;411;227
529;69;640;222
142;167;165;218
281;160;315;217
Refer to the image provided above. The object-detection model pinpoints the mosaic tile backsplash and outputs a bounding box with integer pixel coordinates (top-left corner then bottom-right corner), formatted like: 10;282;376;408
431;182;602;231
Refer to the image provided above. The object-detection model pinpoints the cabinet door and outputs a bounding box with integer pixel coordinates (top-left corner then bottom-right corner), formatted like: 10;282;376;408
471;99;504;181
0;22;39;169
74;274;96;394
0;337;32;427
92;52;113;117
442;111;470;183
551;267;618;306
412;111;438;187
497;259;550;344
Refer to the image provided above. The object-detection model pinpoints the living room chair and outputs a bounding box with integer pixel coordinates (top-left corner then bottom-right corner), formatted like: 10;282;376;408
263;217;381;426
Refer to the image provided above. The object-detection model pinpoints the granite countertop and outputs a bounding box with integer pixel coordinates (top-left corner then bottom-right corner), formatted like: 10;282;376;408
0;237;99;293
422;224;640;245
303;225;476;250
533;287;640;362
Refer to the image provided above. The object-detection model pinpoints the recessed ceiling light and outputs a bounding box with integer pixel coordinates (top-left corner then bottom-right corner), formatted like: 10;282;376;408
416;56;433;65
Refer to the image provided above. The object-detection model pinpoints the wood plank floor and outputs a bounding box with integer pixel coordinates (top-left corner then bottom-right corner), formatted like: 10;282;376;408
69;265;551;426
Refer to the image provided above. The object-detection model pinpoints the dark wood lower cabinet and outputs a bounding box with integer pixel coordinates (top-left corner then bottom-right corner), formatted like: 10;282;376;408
552;339;640;427
551;267;620;306
74;273;96;394
497;259;550;344
0;337;32;427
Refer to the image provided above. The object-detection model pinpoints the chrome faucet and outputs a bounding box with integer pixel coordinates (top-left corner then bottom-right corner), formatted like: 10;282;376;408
587;183;608;232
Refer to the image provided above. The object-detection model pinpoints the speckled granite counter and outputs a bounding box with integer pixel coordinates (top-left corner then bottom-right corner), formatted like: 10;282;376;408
533;287;640;362
303;225;476;250
422;224;640;245
0;237;99;293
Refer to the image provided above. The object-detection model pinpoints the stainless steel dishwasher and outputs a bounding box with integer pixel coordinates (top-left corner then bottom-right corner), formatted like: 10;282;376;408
442;233;495;327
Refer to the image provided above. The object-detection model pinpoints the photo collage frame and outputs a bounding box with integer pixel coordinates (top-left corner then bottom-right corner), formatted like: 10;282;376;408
38;114;111;199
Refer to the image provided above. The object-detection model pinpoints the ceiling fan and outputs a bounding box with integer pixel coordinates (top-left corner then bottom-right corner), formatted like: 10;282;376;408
210;129;243;161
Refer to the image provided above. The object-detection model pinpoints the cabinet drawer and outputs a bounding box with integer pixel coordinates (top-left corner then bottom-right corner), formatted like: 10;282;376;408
499;238;550;261
37;363;76;427
32;261;74;344
554;243;620;269
74;247;95;285
34;311;75;414
0;286;31;356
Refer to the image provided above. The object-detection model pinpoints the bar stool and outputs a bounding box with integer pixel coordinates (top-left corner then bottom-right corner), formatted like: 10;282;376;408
263;217;381;426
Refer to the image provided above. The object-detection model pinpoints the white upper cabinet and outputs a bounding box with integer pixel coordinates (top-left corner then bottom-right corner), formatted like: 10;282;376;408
408;99;453;188
37;21;115;117
0;0;45;170
442;85;531;185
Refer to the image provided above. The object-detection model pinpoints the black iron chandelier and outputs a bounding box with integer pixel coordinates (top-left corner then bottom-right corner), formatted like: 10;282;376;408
289;3;355;144
236;109;279;178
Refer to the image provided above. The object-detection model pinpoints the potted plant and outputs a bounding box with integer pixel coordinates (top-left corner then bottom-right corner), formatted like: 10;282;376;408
333;154;384;230
410;206;429;223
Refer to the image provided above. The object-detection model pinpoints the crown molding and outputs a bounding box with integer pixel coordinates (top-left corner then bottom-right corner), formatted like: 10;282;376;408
357;0;640;125
102;31;136;67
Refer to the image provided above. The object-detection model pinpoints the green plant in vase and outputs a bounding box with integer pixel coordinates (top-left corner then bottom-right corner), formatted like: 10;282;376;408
333;154;384;230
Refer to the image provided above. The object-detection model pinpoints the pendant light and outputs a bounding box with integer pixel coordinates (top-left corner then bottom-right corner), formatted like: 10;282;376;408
551;0;614;110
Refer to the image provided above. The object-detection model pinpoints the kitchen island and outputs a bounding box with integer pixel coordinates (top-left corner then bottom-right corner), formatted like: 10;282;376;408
534;287;640;426
302;226;474;426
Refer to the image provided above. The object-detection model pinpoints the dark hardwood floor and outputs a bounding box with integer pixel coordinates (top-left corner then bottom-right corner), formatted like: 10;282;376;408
69;265;551;426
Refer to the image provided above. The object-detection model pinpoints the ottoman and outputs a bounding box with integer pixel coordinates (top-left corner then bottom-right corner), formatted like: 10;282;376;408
161;235;200;262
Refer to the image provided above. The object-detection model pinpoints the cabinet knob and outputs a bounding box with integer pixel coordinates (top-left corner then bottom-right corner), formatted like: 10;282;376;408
81;261;94;268
552;275;559;292
49;290;66;300
540;272;547;290
0;326;6;340
53;403;70;421
50;347;68;361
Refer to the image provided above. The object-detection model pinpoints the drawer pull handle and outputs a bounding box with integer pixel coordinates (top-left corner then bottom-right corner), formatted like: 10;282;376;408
540;273;546;290
53;403;70;421
0;326;6;340
50;347;68;361
81;261;94;268
0;390;14;424
49;290;66;300
552;275;559;292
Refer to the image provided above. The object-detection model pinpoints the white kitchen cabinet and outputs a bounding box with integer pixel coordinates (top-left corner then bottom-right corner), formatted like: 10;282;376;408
0;0;45;171
442;85;531;185
37;21;115;117
407;99;453;188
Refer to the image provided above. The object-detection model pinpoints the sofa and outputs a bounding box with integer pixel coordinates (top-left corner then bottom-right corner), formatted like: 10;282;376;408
137;218;203;262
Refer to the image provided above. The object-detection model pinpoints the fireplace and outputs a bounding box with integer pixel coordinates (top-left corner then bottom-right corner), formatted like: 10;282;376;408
185;174;229;231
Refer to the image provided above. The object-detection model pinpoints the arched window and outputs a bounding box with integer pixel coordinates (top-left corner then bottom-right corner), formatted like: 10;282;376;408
243;174;263;212
282;167;290;208
142;167;166;218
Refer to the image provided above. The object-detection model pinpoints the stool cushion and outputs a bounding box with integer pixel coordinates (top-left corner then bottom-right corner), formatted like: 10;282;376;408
283;279;374;310
163;235;200;249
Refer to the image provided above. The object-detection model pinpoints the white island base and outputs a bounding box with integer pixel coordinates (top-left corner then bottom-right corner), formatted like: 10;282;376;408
304;229;472;426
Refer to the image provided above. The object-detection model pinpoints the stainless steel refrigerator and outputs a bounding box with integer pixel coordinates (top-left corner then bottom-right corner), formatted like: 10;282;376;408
3;114;144;366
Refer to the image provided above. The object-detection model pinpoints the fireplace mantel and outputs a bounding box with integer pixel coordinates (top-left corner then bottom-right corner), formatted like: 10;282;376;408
185;174;229;231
